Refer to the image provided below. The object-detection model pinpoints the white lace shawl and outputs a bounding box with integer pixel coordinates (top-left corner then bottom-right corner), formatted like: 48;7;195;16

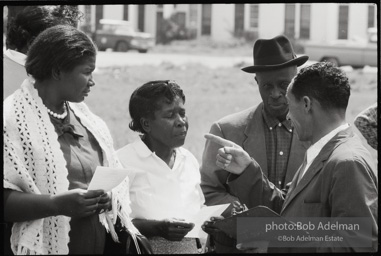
3;79;137;254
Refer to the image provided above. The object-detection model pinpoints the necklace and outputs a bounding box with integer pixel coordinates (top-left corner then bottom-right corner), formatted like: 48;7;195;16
44;102;68;119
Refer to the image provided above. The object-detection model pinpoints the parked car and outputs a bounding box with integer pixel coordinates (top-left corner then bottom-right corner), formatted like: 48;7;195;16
93;19;155;53
304;27;377;67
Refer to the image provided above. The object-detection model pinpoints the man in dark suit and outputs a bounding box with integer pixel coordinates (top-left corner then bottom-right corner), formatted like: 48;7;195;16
206;62;378;253
200;35;310;252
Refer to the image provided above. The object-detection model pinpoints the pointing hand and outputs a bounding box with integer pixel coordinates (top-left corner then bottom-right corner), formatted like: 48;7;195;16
204;134;253;175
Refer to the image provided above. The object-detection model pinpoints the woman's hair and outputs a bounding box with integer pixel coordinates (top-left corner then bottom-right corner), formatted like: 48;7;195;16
25;25;97;81
6;5;83;52
129;80;186;134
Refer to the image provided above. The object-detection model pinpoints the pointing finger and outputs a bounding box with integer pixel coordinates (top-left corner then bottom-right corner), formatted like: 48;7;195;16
205;133;236;147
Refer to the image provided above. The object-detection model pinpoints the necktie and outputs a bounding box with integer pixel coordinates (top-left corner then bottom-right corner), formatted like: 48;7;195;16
296;154;308;185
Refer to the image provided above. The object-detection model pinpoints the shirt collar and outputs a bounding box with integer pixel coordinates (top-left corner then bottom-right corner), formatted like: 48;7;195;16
133;137;155;158
4;49;26;66
306;123;350;164
132;136;185;161
50;109;83;138
262;107;293;132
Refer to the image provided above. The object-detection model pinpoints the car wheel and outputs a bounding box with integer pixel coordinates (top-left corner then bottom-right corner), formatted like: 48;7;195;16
138;49;148;53
322;57;339;67
115;41;129;52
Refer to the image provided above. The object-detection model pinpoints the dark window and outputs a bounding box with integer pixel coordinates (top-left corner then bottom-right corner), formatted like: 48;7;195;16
284;4;295;38
299;4;310;39
201;4;211;35
138;5;145;32
368;4;375;28
95;5;103;30
250;4;259;29
234;4;245;34
156;10;164;44
338;4;349;39
173;12;186;28
123;5;129;20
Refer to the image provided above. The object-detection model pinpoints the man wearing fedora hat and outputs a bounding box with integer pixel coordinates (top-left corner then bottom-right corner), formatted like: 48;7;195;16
204;62;377;252
200;35;310;253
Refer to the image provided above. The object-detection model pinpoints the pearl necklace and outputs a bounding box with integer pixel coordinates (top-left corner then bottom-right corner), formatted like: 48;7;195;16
45;102;68;119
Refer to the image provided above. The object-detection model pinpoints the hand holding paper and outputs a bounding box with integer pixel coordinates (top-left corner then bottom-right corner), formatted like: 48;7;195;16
185;203;230;239
88;166;130;191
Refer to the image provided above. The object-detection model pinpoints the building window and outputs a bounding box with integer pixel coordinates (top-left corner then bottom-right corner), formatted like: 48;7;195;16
189;4;198;26
201;4;211;35
123;5;128;20
284;4;295;38
81;5;92;33
249;4;259;29
299;4;310;39
138;5;145;32
368;4;375;28
95;5;103;30
189;4;198;39
338;4;349;39
235;4;245;34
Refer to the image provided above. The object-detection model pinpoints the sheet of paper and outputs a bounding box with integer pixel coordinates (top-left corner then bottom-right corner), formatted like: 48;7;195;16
87;166;130;191
185;203;230;239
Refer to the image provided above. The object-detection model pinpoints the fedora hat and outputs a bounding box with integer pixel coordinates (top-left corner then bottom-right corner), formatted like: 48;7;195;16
242;35;309;73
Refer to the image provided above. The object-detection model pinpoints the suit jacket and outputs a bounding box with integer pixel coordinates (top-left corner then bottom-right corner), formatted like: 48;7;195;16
200;103;309;209
229;127;378;253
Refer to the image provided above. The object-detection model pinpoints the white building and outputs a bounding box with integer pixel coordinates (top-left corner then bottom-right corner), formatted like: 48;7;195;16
78;3;378;43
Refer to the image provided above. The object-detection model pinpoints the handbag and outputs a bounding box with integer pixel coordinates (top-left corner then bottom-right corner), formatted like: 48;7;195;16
104;217;153;254
125;231;153;254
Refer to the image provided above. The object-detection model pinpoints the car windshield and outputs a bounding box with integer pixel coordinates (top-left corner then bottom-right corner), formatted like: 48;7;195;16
101;24;134;33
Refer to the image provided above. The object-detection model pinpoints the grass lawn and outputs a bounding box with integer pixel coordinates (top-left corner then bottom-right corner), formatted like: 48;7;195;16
86;62;378;164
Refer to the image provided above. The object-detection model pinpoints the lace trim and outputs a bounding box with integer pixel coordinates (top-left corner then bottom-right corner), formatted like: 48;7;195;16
4;79;134;254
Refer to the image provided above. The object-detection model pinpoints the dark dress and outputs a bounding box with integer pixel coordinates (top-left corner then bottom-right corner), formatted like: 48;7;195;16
50;107;105;254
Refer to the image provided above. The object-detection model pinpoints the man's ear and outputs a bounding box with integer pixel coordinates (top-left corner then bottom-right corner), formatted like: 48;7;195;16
52;67;61;81
303;96;312;113
140;118;150;133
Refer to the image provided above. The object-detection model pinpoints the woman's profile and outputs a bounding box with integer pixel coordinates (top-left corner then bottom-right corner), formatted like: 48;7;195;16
4;25;135;254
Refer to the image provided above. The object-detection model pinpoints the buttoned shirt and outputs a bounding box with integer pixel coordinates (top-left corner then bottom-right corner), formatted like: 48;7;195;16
50;108;105;254
262;108;294;189
299;123;350;180
117;138;205;221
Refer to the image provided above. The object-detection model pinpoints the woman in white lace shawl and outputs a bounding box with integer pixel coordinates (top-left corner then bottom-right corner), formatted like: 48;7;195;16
3;25;136;254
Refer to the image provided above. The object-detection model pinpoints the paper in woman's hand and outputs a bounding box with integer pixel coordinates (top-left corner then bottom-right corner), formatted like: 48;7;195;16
88;166;131;191
185;203;230;239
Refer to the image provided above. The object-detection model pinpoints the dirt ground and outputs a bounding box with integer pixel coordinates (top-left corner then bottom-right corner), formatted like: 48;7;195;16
87;57;378;164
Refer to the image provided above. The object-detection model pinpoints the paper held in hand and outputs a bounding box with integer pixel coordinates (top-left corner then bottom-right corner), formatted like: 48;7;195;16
88;166;130;191
185;203;230;239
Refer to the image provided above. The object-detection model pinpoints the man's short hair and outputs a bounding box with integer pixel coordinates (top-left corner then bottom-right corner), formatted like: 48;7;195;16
290;62;350;110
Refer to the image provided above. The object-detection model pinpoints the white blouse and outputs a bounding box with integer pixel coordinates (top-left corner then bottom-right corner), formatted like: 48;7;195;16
117;138;205;221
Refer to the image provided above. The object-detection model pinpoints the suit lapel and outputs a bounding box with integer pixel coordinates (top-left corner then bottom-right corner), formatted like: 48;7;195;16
281;127;354;214
285;133;310;183
242;102;268;176
283;163;305;203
